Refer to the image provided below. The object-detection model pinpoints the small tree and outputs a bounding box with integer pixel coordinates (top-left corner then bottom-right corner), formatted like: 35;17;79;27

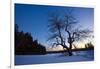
85;42;94;49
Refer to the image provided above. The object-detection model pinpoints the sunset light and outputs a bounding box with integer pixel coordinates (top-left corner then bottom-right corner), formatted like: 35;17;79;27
15;4;94;65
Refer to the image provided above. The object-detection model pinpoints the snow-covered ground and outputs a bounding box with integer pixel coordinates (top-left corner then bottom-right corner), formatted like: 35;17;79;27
15;50;94;65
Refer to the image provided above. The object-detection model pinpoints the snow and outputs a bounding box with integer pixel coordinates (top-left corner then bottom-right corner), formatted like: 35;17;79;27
15;50;94;65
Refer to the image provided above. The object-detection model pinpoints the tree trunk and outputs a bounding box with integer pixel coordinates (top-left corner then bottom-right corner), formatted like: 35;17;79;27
67;48;73;56
62;44;72;56
69;42;73;56
69;42;72;50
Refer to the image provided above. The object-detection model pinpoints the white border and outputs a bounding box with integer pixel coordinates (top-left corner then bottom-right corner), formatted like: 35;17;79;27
11;1;14;69
14;0;95;8
0;0;10;69
10;0;97;69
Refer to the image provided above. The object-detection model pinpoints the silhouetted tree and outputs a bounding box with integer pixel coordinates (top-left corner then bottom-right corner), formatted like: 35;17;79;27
47;13;72;56
64;11;93;54
47;11;93;56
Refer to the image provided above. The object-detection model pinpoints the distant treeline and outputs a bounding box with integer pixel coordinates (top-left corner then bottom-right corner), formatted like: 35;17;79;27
15;24;46;55
47;42;94;54
85;42;94;49
47;47;94;54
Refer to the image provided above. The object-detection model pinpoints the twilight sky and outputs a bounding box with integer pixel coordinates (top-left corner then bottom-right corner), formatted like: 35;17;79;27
15;4;94;47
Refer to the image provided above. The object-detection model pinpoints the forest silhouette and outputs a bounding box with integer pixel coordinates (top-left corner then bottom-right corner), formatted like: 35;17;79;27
15;24;46;55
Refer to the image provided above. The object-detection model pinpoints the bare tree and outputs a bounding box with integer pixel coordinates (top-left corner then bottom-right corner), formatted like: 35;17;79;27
47;11;93;56
64;10;93;50
47;13;72;56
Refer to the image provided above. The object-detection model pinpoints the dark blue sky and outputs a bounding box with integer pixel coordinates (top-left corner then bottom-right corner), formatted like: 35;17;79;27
15;4;94;47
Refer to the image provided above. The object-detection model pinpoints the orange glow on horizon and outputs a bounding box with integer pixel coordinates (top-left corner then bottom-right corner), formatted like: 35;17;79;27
46;40;94;51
